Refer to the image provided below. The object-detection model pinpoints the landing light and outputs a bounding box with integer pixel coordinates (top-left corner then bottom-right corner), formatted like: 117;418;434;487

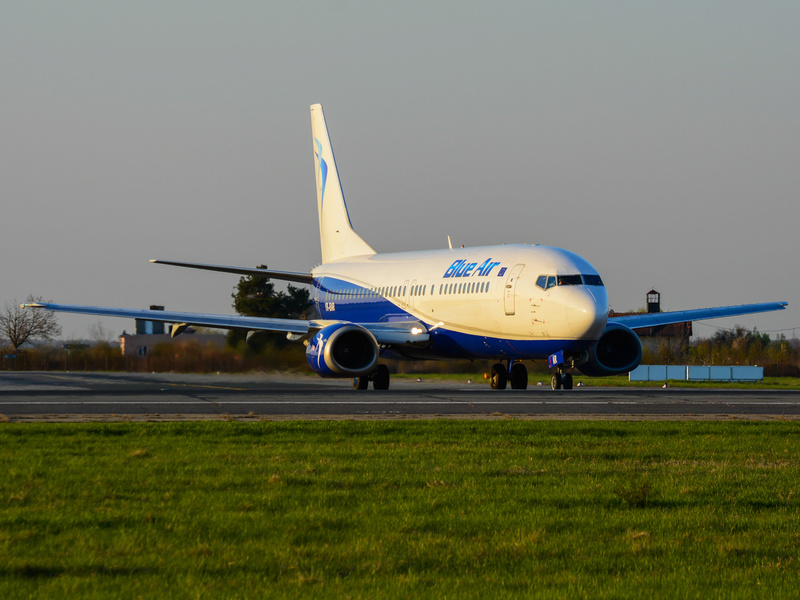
411;327;423;335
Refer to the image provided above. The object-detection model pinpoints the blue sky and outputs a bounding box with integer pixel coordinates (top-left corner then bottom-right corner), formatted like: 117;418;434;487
2;1;798;339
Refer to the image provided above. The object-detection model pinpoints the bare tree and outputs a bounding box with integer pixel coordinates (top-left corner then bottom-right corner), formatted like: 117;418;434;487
89;321;115;344
0;295;62;351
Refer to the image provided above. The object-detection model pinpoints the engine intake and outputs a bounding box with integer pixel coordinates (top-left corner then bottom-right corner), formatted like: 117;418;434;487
577;322;642;377
306;323;379;377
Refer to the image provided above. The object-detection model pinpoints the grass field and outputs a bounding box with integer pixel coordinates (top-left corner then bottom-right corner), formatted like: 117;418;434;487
394;373;800;390
2;421;799;598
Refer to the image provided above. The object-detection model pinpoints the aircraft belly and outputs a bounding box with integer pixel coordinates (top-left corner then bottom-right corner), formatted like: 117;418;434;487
427;329;593;359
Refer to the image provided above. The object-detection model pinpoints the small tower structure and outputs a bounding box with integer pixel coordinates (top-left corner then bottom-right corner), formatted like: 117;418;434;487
647;290;661;314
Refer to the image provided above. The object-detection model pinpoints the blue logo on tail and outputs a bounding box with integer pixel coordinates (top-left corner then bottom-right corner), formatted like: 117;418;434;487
314;139;327;207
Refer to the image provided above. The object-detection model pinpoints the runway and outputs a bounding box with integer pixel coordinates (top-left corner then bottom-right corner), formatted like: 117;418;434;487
2;371;800;421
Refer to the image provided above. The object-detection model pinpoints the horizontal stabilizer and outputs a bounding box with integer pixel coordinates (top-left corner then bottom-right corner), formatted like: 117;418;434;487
609;302;788;329
149;260;312;284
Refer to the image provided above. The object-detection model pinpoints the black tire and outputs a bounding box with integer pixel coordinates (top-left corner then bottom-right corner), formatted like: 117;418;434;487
509;363;528;389
551;373;562;390
490;363;507;390
563;373;573;390
373;364;390;390
353;376;369;390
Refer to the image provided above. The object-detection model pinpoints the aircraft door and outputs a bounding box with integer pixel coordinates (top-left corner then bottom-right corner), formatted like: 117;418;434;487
403;280;410;307
504;264;525;316
409;279;417;308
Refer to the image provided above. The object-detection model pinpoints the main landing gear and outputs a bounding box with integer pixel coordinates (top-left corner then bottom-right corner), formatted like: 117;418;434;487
489;360;576;390
489;361;529;390
353;364;390;391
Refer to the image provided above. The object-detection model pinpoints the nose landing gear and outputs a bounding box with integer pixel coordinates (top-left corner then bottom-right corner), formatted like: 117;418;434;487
550;370;573;390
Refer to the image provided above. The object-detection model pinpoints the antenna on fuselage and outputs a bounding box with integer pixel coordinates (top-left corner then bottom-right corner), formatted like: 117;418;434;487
447;236;453;250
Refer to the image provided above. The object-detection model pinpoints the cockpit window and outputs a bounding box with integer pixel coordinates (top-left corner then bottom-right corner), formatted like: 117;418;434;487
538;274;603;288
583;274;604;286
557;274;583;286
536;275;558;290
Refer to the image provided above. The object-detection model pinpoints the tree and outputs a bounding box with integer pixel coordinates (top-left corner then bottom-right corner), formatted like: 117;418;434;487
231;265;310;319
229;266;311;350
0;295;63;351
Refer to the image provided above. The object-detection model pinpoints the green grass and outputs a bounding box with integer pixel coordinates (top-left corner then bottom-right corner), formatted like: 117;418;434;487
393;372;800;389
2;421;800;598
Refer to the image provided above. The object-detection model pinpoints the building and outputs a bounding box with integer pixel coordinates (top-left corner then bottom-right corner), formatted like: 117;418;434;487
609;290;692;354
118;306;227;357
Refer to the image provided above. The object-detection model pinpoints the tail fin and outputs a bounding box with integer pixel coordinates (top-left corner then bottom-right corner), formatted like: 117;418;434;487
311;103;375;264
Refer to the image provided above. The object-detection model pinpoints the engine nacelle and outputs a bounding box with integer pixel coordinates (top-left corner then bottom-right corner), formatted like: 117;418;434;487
577;322;642;377
306;323;379;378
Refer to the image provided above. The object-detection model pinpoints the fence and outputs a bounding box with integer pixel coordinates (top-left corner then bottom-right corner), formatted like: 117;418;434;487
629;365;764;382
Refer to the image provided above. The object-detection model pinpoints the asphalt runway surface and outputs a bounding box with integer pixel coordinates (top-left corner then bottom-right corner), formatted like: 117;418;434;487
2;371;800;421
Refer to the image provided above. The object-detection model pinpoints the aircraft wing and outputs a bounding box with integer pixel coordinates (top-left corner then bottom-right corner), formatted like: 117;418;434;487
149;260;313;284
22;303;430;345
23;303;313;334
609;301;788;329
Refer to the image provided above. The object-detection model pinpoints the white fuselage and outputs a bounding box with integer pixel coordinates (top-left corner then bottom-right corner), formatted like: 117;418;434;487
311;243;608;359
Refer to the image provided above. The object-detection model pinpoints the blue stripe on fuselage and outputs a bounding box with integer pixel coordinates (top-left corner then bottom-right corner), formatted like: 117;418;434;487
313;276;594;360
314;276;400;323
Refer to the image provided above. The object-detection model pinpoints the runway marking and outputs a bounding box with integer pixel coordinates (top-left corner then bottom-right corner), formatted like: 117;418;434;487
0;386;92;391
4;400;800;406
162;383;249;391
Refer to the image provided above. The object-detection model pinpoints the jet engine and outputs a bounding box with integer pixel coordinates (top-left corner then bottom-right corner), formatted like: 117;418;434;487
305;323;379;377
576;322;642;377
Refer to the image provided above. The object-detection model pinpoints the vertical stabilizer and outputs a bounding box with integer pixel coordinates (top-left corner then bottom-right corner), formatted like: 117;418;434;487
311;104;376;264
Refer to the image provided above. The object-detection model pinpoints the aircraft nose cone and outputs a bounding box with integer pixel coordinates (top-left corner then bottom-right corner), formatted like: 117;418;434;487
565;288;607;339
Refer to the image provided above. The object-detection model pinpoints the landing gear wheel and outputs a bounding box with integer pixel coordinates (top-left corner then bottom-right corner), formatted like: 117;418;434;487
562;373;573;390
490;363;508;390
353;376;369;390
551;373;563;390
509;363;528;389
372;364;390;390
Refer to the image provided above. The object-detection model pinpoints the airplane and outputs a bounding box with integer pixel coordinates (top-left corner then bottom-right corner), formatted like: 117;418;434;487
24;104;788;390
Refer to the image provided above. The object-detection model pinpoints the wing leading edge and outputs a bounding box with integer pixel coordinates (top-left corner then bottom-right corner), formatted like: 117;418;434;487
22;303;429;346
609;302;788;329
23;303;312;334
